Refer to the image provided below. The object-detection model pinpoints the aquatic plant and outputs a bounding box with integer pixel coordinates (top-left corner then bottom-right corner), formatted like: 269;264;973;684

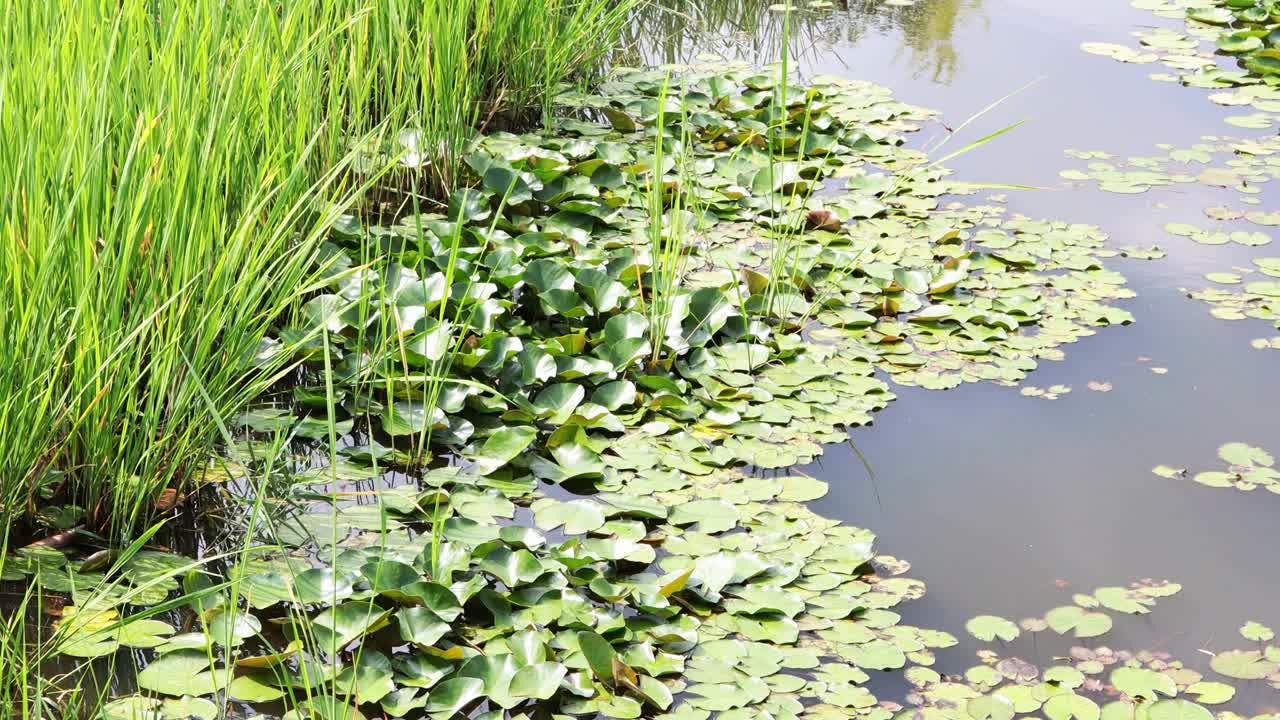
0;60;1150;718
1182;0;1280;77
0;0;382;543
0;0;635;541
1068;1;1280;352
1085;0;1280;119
1191;260;1280;347
911;583;1280;720
19;467;1280;720
255;65;1136;478
0;5;1148;715
1153;442;1280;494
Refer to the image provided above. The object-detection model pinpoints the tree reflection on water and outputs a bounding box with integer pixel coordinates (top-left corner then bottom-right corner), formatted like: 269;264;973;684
628;0;987;86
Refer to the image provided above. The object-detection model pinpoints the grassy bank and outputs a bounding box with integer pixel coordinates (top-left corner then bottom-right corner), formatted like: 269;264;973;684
0;0;633;541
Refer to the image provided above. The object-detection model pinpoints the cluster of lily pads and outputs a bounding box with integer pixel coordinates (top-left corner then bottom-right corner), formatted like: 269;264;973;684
913;594;1280;720
1020;384;1073;400
67;461;722;719
1071;0;1280;271
1069;2;1280;349
14;462;951;720
921;585;1280;720
1082;0;1218;76
234;62;1139;476
1087;0;1280;125
966;580;1183;644
1170;0;1280;82
31;466;1280;720
1191;257;1280;348
1074;0;1280;192
0;62;1146;719
1061;137;1280;199
1153;441;1280;494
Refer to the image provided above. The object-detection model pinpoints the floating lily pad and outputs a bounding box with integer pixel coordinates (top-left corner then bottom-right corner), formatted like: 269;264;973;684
966;615;1021;643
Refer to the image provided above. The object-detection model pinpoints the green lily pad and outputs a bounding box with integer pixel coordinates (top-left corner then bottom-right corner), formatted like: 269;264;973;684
533;498;607;534
1241;621;1275;642
1148;700;1213;720
966;615;1020;642
136;651;226;697
1046;606;1113;638
1210;649;1279;679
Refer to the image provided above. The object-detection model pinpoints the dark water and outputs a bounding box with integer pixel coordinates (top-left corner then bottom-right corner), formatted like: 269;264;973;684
650;0;1280;692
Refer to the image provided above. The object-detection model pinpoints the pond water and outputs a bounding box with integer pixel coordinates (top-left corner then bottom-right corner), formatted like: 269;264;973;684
648;0;1280;684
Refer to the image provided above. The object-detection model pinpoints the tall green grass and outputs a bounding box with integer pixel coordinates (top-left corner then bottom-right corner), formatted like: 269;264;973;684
0;0;635;541
362;0;638;193
0;0;369;541
641;76;697;367
0;584;49;718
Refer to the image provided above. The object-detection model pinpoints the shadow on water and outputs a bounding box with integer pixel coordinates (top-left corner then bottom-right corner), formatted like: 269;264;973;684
641;0;1280;689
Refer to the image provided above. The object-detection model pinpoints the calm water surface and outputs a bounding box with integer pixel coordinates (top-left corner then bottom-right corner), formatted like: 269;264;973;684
651;0;1280;687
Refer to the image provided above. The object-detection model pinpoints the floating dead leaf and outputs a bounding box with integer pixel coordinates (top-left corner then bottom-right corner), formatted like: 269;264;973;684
997;657;1039;682
806;209;842;231
24;527;80;550
1020;617;1049;632
155;489;184;512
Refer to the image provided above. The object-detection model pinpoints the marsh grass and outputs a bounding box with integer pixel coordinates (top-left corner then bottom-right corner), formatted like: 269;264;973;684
757;0;829;326
0;0;635;542
635;15;825;349
0;585;50;718
367;0;639;194
0;0;390;544
0;425;376;717
0;521;240;718
641;76;700;366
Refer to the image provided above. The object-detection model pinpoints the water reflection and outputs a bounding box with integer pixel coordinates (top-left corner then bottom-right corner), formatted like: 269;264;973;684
630;0;987;85
893;0;986;84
